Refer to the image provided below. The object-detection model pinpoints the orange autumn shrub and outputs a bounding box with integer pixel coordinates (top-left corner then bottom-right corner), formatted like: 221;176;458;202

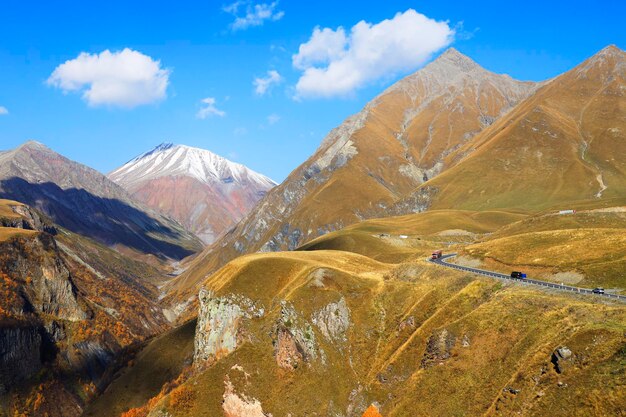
362;404;383;417
169;385;195;411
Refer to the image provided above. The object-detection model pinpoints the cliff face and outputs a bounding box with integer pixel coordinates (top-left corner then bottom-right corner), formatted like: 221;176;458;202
106;245;626;417
0;199;170;416
194;289;265;364
0;327;42;394
0;232;86;321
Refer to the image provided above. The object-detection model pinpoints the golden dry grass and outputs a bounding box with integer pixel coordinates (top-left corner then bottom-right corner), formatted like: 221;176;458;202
122;248;625;417
465;228;626;292
419;48;626;212
0;199;24;219
0;227;37;242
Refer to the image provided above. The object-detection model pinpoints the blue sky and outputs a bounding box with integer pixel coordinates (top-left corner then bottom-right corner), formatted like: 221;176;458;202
0;0;624;182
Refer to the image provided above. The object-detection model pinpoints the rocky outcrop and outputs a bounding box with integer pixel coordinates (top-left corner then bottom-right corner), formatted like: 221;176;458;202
70;340;115;385
551;346;573;374
311;297;351;343
0;232;86;321
0;201;57;234
194;289;264;364
274;328;304;370
421;328;456;368
276;301;322;365
0;326;42;393
222;377;270;417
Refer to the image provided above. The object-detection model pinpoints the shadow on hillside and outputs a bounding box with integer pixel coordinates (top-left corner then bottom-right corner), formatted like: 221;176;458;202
0;177;196;260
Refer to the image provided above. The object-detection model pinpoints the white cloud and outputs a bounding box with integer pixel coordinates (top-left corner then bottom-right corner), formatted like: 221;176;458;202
197;97;226;119
293;9;454;99
267;113;280;125
0;106;8;115
47;48;170;108
253;70;282;95
292;27;347;70
224;1;284;31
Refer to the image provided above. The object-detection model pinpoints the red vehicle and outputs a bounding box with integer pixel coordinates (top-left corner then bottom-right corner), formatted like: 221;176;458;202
431;250;443;260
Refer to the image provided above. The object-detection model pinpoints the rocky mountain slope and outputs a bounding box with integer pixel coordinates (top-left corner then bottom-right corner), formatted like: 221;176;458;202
165;47;540;304
410;45;626;211
0;199;173;416
0;141;202;260
109;143;276;244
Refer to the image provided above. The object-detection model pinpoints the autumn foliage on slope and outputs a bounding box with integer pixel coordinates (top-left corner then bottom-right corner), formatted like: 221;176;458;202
362;404;383;417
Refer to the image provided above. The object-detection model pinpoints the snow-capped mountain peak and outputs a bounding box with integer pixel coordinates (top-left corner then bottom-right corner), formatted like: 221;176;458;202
108;143;277;244
110;143;276;190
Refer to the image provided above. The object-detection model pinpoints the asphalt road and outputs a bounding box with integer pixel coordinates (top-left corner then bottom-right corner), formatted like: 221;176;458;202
430;253;626;302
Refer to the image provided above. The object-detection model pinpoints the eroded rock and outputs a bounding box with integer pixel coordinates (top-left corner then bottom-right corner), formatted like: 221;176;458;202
275;328;304;370
551;346;573;374
194;289;264;364
0;233;85;321
421;328;456;368
276;301;322;365
0;326;42;393
222;377;271;417
312;297;351;343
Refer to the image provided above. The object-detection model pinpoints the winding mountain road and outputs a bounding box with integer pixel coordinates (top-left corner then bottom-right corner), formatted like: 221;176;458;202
430;254;626;302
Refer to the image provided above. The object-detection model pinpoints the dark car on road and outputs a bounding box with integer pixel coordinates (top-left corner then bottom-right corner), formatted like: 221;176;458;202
592;288;605;294
510;271;527;279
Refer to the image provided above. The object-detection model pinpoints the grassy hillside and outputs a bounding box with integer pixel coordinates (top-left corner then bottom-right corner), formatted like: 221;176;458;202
0;227;37;242
418;46;626;212
84;320;196;417
103;207;625;417
115;250;624;417
460;209;626;293
0;198;23;218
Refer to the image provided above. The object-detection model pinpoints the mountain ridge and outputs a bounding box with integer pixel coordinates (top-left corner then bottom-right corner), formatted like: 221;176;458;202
0;141;202;260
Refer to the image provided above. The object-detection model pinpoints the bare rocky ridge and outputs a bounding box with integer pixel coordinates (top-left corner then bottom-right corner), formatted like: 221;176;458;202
0;141;202;260
109;143;276;245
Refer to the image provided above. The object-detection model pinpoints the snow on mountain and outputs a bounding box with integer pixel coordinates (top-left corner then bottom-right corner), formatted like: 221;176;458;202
108;143;277;244
110;143;276;190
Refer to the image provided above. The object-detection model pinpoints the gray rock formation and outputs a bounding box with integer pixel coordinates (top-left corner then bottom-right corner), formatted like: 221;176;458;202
421;328;456;368
551;346;573;374
0;327;42;393
194;289;264;364
0;232;86;321
276;301;322;365
311;297;351;343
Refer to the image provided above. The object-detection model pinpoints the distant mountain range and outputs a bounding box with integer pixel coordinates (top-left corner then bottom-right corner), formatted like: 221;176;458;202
0;141;202;260
108;143;276;244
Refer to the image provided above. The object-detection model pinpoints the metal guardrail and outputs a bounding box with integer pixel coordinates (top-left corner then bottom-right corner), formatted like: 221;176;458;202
429;254;626;302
